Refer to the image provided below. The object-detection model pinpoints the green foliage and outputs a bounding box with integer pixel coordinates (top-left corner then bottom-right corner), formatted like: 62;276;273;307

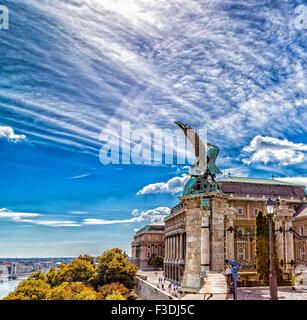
98;282;130;299
255;210;282;281
47;282;100;300
78;254;96;266
3;249;135;300
28;270;47;282
3;279;51;300
105;292;126;300
147;254;163;268
52;259;95;286
95;248;138;290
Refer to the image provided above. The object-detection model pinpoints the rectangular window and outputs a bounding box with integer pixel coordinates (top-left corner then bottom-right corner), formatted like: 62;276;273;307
300;227;304;236
147;252;151;258
253;208;259;216
237;207;244;216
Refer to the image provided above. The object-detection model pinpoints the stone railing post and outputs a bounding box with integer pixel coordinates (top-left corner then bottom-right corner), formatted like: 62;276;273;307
225;208;235;260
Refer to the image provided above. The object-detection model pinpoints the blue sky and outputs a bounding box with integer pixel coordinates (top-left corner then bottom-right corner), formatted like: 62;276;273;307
0;0;306;257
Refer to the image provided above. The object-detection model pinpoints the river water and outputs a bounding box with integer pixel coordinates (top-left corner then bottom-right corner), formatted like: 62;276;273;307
0;278;25;299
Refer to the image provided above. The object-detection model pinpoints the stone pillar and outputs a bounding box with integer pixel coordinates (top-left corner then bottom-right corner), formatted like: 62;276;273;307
179;233;183;260
166;237;169;259
172;236;174;259
200;210;210;272
176;234;179;260
180;198;203;292
225;208;235;260
274;217;285;270
210;197;228;272
285;218;294;274
174;234;178;260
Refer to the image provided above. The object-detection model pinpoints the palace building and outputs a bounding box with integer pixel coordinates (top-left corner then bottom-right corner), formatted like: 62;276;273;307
131;175;307;293
131;222;165;270
163;176;307;292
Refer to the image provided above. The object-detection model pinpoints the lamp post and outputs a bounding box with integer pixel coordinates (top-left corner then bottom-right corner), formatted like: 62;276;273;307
265;196;278;300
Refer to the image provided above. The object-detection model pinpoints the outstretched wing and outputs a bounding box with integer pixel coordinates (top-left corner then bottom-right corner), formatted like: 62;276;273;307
175;121;207;170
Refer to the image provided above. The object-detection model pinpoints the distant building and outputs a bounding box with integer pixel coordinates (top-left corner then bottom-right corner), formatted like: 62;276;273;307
131;222;165;270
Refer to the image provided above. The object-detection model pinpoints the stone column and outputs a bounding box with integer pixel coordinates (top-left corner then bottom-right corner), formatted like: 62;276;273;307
225;209;235;260
200;209;210;272
285;217;294;274
176;234;179;260
210;197;228;272
171;236;174;260
179;233;183;260
274;217;285;270
166;237;169;260
180;198;203;293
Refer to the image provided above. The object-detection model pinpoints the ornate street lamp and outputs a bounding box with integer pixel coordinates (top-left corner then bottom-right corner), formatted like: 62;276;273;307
265;196;278;300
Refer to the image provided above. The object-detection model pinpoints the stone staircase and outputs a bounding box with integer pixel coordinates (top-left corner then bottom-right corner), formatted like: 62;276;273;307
181;272;228;300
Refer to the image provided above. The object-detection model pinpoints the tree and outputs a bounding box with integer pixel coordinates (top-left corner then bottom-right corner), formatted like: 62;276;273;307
3;279;51;300
94;248;138;290
52;259;95;286
78;254;96;266
255;210;282;281
28;270;47;282
148;254;163;268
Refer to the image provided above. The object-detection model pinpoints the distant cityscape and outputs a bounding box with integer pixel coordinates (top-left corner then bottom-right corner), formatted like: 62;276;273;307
0;258;76;280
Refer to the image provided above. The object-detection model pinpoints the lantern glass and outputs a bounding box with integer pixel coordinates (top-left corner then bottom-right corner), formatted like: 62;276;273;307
265;197;275;215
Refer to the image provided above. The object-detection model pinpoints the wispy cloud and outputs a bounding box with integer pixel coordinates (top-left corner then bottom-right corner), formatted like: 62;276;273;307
83;207;170;225
69;173;94;179
0;208;80;227
2;1;305;164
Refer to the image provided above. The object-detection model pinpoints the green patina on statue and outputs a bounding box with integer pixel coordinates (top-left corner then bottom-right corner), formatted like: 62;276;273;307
175;121;222;195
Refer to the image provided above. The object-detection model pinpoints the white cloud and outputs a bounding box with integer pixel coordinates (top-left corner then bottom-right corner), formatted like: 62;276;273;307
0;208;80;227
0;126;26;143
137;174;190;195
242;136;307;166
82;206;170;225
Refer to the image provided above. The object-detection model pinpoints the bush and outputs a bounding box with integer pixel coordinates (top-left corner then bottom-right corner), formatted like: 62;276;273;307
3;279;51;300
98;282;130;299
105;293;126;300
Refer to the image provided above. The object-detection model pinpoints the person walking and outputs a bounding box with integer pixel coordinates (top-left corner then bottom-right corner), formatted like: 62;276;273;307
225;260;233;299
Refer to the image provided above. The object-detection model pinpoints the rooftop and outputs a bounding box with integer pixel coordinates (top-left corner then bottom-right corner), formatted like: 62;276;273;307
294;204;307;218
219;177;306;198
218;177;305;188
135;222;165;235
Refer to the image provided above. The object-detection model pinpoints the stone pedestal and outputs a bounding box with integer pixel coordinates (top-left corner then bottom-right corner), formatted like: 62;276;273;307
180;198;202;292
180;192;228;292
210;197;228;272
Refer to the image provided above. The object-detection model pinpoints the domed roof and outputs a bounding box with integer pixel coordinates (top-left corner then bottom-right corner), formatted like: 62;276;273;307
183;177;197;195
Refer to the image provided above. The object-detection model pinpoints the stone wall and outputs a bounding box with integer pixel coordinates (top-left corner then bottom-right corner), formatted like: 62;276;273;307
135;277;174;300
